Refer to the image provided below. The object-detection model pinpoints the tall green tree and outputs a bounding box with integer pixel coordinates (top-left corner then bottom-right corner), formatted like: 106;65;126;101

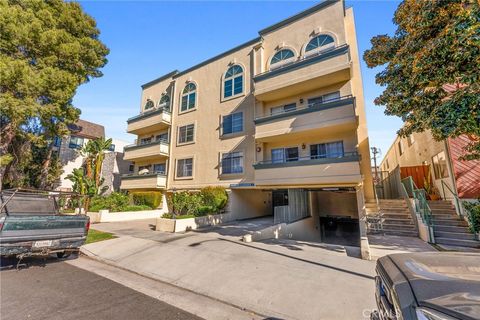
0;0;109;188
364;0;480;160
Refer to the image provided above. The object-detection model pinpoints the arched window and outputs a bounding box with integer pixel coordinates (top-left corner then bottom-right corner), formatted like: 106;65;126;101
145;99;154;110
181;83;196;112
305;34;335;53
159;94;170;110
270;49;295;66
224;65;243;98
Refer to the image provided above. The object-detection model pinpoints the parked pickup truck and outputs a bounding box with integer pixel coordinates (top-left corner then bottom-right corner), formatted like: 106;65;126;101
0;189;90;259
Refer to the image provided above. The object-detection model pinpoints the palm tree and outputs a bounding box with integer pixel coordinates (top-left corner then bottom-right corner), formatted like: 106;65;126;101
92;137;112;188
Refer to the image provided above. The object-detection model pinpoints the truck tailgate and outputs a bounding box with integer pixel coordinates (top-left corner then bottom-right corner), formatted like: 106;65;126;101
0;215;89;243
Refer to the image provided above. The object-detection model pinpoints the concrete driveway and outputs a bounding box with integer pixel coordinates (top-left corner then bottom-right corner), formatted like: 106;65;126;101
85;219;377;320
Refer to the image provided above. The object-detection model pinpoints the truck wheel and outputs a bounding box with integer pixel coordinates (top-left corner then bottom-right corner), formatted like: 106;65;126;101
56;252;71;259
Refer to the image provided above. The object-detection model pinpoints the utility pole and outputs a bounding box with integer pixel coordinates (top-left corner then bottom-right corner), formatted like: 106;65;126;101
371;147;381;184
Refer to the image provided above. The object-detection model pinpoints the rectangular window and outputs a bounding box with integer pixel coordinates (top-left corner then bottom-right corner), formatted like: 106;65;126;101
270;103;296;116
181;92;196;112
310;141;344;159
178;124;195;144
128;164;134;172
398;141;404;155
156;133;168;142
176;158;193;178
432;151;449;179
140;137;152;145
69;136;84;149
138;165;151;174
222;112;243;135
308;91;341;106
271;147;299;163
233;76;243;95
221;152;244;174
153;163;166;174
224;79;233;98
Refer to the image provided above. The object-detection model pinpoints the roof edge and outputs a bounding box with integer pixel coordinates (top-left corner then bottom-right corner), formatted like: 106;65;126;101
173;37;262;78
141;70;179;89
258;0;339;36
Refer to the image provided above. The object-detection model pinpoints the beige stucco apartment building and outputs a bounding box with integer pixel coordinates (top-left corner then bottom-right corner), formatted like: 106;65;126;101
121;0;373;247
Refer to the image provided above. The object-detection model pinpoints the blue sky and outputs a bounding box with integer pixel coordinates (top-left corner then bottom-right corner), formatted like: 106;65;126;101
74;0;402;162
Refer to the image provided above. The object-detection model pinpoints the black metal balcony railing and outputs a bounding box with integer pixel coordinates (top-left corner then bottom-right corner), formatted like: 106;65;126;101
254;95;355;124
253;44;350;82
121;172;167;179
253;152;360;170
127;107;171;124
124;139;169;151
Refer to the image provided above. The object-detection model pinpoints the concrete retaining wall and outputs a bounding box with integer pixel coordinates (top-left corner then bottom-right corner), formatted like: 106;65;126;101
156;213;234;233
87;209;164;223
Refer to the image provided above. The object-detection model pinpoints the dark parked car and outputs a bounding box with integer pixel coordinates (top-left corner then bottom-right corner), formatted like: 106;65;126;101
371;252;480;320
0;189;90;259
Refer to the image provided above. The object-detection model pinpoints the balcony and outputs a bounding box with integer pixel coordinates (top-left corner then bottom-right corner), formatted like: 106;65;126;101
253;45;351;101
120;173;167;190
127;108;171;135
123;140;169;161
254;96;357;142
253;152;362;187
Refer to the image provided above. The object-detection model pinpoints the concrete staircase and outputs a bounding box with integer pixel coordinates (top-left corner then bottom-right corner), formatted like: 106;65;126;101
366;199;417;237
429;200;480;248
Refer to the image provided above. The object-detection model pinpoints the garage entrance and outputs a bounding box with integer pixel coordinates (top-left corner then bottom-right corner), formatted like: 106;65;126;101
309;188;360;246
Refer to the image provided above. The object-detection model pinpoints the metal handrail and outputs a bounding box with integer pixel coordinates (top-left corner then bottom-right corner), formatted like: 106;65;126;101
255;151;359;165
254;95;354;121
401;176;435;243
440;180;464;219
254;44;349;78
121;172;166;177
124;139;169;149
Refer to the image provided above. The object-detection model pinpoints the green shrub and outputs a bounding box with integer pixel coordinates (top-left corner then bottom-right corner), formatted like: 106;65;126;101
200;186;228;213
464;200;480;233
197;205;215;216
130;191;162;209
89;192;129;212
167;191;203;216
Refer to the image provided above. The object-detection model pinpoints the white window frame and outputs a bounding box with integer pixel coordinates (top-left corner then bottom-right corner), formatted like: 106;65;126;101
223;65;244;100
177;123;195;145
221;151;244;175
176;157;194;179
180;82;197;114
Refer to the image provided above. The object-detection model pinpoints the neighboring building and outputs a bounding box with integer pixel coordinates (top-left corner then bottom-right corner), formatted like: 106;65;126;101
121;0;373;246
55;120;131;193
101;139;132;194
380;131;480;201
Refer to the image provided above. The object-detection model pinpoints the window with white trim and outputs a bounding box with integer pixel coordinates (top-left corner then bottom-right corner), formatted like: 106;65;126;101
271;147;299;163
307;91;340;106
181;83;196;112
176;158;193;178
159;95;170;111
222;112;243;135
221;152;243;174
270;49;295;67
145;99;154;110
224;65;243;98
153;163;166;174
310;141;344;159
69;136;84;149
305;34;335;54
178;124;195;144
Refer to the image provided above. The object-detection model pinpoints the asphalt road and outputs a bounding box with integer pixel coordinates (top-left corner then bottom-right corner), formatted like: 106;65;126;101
0;256;202;320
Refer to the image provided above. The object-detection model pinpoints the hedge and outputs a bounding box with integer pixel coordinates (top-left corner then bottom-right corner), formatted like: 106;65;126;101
130;191;163;209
